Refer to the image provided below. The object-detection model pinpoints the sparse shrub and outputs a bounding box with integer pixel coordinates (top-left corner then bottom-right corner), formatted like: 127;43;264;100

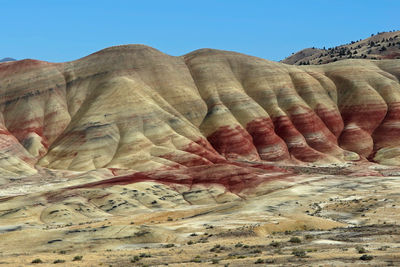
139;253;151;258
211;258;219;264
187;240;194;245
210;244;221;252
31;259;43;264
134;230;149;237
255;258;264;264
198;237;209;243
235;242;243;247
72;255;83;261
131;255;140;263
163;243;175;248
53;259;65;264
292;248;306;257
289;237;302;243
360;254;373;261
191;255;201;263
167;217;173;221
305;234;313;240
269;241;280;247
356;246;367;254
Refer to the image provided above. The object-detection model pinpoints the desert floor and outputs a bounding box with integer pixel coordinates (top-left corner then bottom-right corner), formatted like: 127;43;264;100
0;163;400;266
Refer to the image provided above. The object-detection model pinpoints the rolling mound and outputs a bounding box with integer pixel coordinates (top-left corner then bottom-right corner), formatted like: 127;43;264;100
0;45;400;185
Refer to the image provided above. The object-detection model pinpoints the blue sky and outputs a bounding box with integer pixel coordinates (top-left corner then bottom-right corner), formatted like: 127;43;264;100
1;0;399;62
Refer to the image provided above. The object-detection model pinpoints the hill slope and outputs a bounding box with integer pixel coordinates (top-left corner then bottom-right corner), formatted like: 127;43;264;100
0;45;399;184
282;31;400;65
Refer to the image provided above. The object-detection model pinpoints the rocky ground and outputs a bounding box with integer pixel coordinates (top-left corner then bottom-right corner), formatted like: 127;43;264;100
0;163;399;266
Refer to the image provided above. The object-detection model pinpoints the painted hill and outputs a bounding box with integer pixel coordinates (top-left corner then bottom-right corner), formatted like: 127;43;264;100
0;45;399;185
282;31;400;65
